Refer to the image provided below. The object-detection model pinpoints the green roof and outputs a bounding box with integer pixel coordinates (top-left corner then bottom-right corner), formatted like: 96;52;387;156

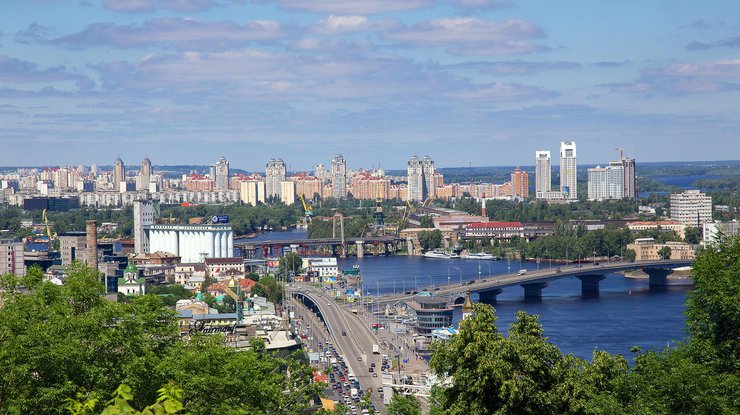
124;262;138;274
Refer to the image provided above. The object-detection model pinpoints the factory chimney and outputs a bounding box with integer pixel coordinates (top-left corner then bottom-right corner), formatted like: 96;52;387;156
86;220;98;271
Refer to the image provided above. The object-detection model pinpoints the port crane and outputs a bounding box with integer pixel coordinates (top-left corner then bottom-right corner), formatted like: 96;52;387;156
41;209;57;241
298;193;314;223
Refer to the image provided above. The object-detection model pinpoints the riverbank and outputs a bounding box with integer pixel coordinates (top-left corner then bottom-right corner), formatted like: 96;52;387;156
623;269;693;280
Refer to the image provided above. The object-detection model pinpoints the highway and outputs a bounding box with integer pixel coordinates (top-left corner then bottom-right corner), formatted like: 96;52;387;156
294;285;387;411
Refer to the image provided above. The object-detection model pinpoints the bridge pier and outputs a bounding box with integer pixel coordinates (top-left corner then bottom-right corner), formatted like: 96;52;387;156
577;275;606;295
478;288;502;304
521;282;548;300
644;268;673;288
356;241;364;258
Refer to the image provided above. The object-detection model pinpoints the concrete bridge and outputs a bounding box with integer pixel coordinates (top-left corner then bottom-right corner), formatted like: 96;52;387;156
373;259;695;304
236;236;403;258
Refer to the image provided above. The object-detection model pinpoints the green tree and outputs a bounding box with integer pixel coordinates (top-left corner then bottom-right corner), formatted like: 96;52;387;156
657;246;672;259
623;248;636;262
387;394;421;415
685;235;740;372
279;252;304;278
684;226;701;244
419;215;434;228
418;230;443;252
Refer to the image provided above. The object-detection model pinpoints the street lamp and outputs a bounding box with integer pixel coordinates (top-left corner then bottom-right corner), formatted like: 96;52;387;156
228;276;243;324
453;266;462;284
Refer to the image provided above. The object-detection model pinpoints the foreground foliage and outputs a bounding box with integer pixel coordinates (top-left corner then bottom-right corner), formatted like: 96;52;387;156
0;263;321;415
430;236;740;414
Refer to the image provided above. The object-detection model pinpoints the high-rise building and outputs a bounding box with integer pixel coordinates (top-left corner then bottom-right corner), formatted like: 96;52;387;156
240;180;266;206
407;156;424;202
422;155;436;200
280;180;296;205
134;199;158;254
587;162;624;201
622;158;637;198
315;163;328;180
113;157;125;188
511;167;529;199
670;190;712;227
137;157;152;191
559;141;577;199
535;150;551;198
215;157;229;191
266;159;286;199
331;154;347;199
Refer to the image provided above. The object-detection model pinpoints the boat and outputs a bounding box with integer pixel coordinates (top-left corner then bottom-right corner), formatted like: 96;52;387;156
424;249;458;259
464;252;498;260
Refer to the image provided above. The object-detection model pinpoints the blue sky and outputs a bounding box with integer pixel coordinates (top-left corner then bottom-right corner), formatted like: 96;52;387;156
1;0;739;170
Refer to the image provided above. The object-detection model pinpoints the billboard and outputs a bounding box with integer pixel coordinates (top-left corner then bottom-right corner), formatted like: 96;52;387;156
211;214;230;224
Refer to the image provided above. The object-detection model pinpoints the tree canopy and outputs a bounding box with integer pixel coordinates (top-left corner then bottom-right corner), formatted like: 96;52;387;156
0;263;320;415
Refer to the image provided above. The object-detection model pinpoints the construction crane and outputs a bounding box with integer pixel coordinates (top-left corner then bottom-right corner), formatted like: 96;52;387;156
298;193;314;223
42;209;57;241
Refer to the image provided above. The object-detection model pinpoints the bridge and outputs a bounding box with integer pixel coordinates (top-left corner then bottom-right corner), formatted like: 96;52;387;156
371;259;695;304
236;236;403;258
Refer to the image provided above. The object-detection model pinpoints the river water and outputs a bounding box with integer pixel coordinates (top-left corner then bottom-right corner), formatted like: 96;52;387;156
238;229;691;361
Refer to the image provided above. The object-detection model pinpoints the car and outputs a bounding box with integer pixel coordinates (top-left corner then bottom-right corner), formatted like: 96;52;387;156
357;356;363;361
372;373;378;378
555;268;562;273
593;262;600;266
467;280;475;285
370;363;376;367
434;287;440;291
369;367;374;372
327;302;331;306
342;331;347;336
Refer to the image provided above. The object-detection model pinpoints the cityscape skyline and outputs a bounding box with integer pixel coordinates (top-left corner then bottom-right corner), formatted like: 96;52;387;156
2;2;740;167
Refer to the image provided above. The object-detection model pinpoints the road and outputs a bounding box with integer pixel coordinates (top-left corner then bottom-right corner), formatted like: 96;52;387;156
295;285;387;411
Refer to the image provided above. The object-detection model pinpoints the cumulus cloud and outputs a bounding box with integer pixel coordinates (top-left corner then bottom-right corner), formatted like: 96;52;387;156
251;0;434;14
52;18;290;49
312;15;378;34
14;23;52;44
451;82;558;101
103;0;219;13
606;59;740;95
383;17;547;55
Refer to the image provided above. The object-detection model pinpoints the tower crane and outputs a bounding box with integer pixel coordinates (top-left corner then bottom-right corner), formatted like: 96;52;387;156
42;209;57;241
298;193;314;223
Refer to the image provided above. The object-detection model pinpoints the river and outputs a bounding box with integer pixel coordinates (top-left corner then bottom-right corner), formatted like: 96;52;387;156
237;229;691;361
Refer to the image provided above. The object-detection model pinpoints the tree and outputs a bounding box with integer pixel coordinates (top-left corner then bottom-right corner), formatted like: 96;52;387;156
67;383;186;415
685;235;740;372
279;252;304;278
623;248;636;262
684;226;701;244
0;263;321;415
657;246;672;259
387;394;421;415
418;229;443;252
419;215;434;228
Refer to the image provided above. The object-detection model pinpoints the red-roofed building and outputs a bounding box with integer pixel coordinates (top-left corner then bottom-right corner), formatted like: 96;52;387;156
465;221;524;241
205;257;245;281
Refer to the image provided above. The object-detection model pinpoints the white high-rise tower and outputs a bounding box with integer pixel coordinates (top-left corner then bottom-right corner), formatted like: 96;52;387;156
535;150;551;198
560;141;577;199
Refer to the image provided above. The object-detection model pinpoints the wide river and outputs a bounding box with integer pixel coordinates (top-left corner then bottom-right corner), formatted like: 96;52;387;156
240;229;691;361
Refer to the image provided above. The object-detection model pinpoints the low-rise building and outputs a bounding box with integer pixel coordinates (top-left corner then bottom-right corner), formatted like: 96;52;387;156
702;220;740;246
205;257;245;280
628;220;686;239
175;263;207;287
626;238;695;261
464;221;524;241
117;263;146;296
0;239;25;276
302;257;338;278
405;292;454;335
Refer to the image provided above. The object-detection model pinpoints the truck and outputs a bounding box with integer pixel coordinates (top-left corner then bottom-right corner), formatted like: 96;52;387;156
372;344;380;354
350;388;358;398
517;269;528;275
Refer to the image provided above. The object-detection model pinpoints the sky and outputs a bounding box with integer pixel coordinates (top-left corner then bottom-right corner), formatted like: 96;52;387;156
1;0;740;171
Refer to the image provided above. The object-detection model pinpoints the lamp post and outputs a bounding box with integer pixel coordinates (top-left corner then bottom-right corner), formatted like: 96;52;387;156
427;274;432;289
453;266;462;285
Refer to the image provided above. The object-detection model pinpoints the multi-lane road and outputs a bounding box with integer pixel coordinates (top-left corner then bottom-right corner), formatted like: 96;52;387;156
294;285;387;411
